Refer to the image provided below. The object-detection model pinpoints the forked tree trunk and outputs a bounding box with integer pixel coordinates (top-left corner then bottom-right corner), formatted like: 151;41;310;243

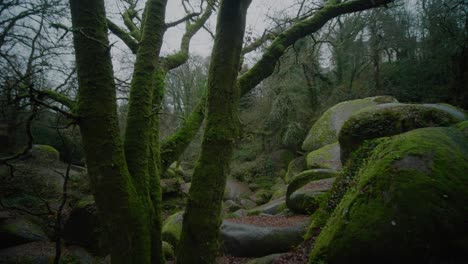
69;0;166;263
176;0;252;263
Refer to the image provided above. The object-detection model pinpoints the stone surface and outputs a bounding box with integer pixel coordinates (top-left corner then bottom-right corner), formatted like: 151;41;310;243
302;96;398;152
221;221;307;257
306;142;342;171
310;127;468;263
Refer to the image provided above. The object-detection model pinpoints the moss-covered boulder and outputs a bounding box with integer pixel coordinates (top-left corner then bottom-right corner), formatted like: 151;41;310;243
288;178;335;214
250;189;273;205
162;211;183;250
162;241;175;260
339;103;464;163
285;156;306;183
246;253;282;264
248;198;287;216
221;221;307;257
306;142;342;171
62;197;106;255
285;169;338;214
309;127;468;264
29;144;60;163
302;96;397;152
0;216;47;249
455;120;468;137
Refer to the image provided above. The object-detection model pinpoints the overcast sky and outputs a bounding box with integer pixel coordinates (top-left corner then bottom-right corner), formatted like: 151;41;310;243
106;0;297;58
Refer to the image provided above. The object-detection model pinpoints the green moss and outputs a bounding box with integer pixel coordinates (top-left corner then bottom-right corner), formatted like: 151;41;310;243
306;139;382;237
455;120;468;137
162;211;183;250
285;156;306;183
162;241;175;260
302;96;397;152
309;127;468;263
254;189;273;205
33;144;59;156
339;104;462;163
306;142;341;171
286;169;338;213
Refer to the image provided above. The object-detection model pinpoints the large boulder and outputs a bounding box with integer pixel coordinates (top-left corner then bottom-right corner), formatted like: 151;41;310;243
302;96;397;152
287;177;335;214
162;211;184;249
246;253;282;264
248;198;287;216
0;242;95;264
62;197;106;255
221;221;307;257
0;215;47;249
309;127;468;263
305;142;342;171
224;178;252;202
285;169;338;214
339;103;464;163
28;144;60;164
285;156;306;183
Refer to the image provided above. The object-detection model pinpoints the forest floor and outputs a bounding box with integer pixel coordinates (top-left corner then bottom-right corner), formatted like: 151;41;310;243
216;215;315;264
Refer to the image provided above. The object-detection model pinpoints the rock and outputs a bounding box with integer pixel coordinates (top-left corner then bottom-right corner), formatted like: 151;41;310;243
455;120;468;137
285;156;306;183
162;241;175;260
0;216;47;249
270;188;286;200
161;178;183;195
62;246;95;264
224;200;242;212
28;144;60;164
0;242;94;264
224;178;252;201
181;182;191;194
240;199;257;210
310;127;468;263
248;198;286;216
62;196;106;255
162;211;184;249
422;103;467;120
231;209;248;218
286;169;338;214
0;242;54;264
302;96;398;152
221;221;307;257
250;189;272;205
246;253;282;264
287;178;335;214
306;142;342;171
339;103;464;163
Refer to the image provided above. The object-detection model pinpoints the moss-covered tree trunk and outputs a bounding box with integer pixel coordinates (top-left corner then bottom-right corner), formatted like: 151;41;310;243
176;0;251;263
69;0;153;263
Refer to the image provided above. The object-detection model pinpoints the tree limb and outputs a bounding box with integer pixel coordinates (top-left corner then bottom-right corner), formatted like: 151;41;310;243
238;0;394;96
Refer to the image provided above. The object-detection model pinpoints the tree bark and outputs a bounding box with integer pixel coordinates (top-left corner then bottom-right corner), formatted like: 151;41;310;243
69;0;152;263
176;0;251;263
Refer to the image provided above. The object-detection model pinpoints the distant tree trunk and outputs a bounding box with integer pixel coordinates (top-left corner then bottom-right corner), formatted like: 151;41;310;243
176;0;251;263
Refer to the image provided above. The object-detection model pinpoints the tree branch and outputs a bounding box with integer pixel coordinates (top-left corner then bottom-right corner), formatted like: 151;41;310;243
238;0;394;96
107;18;139;54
